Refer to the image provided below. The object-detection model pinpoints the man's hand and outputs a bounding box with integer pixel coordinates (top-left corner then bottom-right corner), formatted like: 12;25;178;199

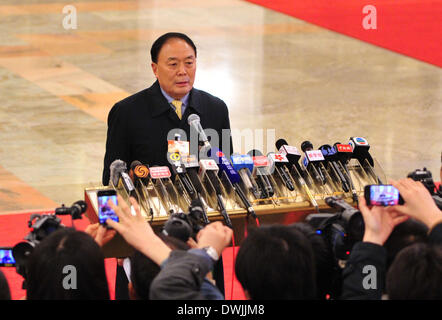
358;196;408;246
196;221;233;257
388;178;442;229
106;195;171;265
84;223;116;247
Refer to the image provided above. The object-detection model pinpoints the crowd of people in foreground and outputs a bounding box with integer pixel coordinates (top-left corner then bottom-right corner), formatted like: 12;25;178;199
0;178;441;300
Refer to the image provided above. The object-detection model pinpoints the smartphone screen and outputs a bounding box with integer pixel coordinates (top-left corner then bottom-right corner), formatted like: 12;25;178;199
0;247;16;267
367;185;401;206
97;191;119;225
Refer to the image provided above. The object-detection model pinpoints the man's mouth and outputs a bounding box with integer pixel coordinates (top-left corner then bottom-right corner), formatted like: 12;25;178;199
176;81;189;86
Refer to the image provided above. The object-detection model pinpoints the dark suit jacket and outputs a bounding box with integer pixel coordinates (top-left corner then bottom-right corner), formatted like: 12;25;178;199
102;80;233;185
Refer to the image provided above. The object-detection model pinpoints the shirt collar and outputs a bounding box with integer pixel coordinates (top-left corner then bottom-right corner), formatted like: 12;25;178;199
160;86;190;106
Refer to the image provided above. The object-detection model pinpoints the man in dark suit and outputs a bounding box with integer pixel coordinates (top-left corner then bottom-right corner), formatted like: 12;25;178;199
102;32;232;186
102;32;232;299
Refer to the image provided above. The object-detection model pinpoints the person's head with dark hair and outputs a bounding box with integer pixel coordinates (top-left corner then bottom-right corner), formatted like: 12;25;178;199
289;222;341;300
386;243;442;299
0;270;11;300
26;228;109;300
384;219;428;271
150;32;197;100
235;224;316;300
128;233;190;300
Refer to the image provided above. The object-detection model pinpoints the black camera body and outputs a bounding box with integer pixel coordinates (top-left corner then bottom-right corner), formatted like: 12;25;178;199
306;196;364;263
408;168;442;209
162;199;207;242
9;200;87;288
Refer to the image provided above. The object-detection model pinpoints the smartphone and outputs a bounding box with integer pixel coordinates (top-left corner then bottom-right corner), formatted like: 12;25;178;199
97;189;119;226
364;184;404;206
0;247;16;267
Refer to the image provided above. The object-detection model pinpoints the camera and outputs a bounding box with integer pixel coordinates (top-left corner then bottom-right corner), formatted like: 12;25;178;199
407;168;442;209
306;196;364;264
162;199;207;242
8;200;87;288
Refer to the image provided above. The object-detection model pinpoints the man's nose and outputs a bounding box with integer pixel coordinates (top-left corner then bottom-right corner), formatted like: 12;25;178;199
177;62;187;75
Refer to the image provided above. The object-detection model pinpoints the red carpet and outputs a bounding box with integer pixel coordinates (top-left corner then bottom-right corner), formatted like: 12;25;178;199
0;211;244;300
245;0;442;67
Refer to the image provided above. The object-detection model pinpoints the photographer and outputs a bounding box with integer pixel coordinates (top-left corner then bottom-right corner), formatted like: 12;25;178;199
107;195;232;300
26;228;110;300
341;178;442;300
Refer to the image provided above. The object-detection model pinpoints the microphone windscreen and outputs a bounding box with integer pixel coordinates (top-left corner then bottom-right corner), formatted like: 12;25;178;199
187;113;200;125
130;160;143;170
110;159;127;187
301;141;313;152
247;149;263;157
275;138;288;150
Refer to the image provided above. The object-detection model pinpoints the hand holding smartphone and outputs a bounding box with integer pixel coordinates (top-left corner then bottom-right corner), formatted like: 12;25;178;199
97;190;119;228
364;184;404;206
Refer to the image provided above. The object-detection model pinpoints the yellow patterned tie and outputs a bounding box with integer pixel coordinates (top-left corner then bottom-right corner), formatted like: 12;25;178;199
171;100;183;120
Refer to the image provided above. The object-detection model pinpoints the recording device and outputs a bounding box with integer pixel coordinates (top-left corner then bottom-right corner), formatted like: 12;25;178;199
364;184;404;206
267;152;295;191
97;189;119;226
10;200;87;287
231;153;261;199
109;159;136;198
162;198;207;242
209;148;257;219
301;141;328;185
306;196;364;263
0;247;16;267
407;168;442;209
247;149;274;198
348;137;383;184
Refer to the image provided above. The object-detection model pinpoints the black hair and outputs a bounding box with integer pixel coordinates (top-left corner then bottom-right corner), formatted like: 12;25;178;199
384;219;428;271
150;32;197;63
26;228;109;300
386;243;442;299
129;233;190;300
289;222;341;299
235;224;316;300
0;269;11;300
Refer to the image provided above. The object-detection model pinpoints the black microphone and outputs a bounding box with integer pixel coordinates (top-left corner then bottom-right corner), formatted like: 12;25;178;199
318;144;350;193
199;159;232;228
300;141;328;185
130;160;154;217
276;138;318;210
267;152;295;191
247;149;274;198
348;137;382;184
109;159;136;198
181;154;210;224
168;152;196;200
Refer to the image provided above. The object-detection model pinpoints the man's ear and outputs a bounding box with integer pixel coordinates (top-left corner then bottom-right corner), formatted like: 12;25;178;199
151;62;158;78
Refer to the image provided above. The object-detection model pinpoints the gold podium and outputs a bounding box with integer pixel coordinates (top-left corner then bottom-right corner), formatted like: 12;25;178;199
84;157;387;258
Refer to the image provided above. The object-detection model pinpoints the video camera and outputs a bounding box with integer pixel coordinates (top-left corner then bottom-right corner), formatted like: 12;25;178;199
306;196;364;265
162;198;207;242
9;200;87;288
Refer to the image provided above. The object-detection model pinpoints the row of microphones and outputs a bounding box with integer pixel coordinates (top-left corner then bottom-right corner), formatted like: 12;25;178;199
107;113;378;230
